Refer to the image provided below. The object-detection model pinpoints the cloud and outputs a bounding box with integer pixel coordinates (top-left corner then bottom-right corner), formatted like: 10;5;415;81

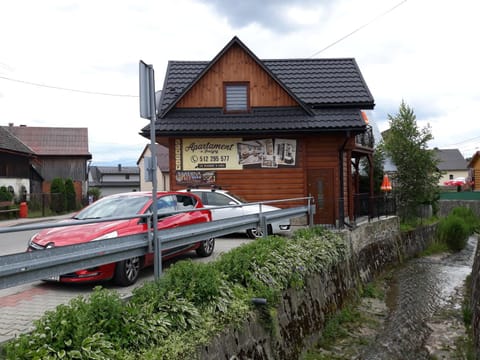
195;0;334;33
1;0;479;164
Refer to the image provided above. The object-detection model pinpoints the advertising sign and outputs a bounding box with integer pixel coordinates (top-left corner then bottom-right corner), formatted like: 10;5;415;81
175;138;297;172
179;138;242;171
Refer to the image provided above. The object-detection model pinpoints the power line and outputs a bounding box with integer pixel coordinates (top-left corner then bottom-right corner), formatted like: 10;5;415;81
0;75;138;98
309;0;408;57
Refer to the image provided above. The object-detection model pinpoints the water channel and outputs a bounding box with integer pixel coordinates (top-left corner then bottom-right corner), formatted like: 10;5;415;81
358;235;477;359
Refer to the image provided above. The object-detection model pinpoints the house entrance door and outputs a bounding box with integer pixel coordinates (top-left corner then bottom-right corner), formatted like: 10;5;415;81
307;169;335;225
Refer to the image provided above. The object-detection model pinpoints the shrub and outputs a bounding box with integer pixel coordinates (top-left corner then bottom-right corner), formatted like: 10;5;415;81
5;287;122;359
4;226;348;359
450;206;479;234
0;186;13;202
50;178;66;213
88;187;101;202
65;178;77;211
438;215;469;252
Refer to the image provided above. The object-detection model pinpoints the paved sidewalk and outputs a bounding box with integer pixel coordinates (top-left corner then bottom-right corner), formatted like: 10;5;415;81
0;213;80;345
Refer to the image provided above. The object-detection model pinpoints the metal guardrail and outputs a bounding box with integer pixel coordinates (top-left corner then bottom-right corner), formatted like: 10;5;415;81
0;199;313;290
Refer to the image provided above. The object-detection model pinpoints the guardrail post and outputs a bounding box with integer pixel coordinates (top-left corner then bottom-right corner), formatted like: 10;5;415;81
308;198;315;227
259;214;268;238
147;216;153;253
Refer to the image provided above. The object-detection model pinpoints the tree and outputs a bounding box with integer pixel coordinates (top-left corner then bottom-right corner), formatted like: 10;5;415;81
380;101;441;221
65;178;77;211
50;178;66;213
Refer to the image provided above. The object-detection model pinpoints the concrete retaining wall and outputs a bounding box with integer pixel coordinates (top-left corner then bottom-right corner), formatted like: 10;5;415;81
198;217;438;359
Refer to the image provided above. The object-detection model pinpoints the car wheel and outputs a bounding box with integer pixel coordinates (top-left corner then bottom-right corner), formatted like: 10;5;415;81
113;256;141;286
196;238;215;257
247;225;272;239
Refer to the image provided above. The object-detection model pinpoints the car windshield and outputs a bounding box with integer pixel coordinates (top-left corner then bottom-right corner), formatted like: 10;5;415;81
74;195;151;220
225;192;248;204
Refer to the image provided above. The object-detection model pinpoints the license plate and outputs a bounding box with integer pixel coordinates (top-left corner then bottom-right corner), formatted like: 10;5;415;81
46;275;60;281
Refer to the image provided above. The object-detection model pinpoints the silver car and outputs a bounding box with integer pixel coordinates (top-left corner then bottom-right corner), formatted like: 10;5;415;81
182;188;291;238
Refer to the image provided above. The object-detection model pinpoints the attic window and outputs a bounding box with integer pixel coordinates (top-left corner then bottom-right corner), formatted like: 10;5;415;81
224;82;249;113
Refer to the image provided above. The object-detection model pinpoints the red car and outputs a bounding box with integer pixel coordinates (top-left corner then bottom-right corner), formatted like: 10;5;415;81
27;191;215;286
443;177;466;187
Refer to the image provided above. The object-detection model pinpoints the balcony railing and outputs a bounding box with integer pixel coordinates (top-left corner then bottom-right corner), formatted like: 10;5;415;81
355;125;375;148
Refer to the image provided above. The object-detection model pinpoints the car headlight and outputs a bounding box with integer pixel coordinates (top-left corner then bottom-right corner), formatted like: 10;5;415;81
28;233;39;247
93;231;118;241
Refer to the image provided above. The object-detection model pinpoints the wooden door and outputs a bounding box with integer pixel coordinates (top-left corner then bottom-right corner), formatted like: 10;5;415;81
307;169;336;225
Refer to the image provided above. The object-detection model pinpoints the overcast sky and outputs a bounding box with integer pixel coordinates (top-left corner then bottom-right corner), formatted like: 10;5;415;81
1;0;478;165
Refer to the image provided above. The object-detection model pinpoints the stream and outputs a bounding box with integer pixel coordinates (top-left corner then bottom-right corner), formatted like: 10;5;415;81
358;236;477;359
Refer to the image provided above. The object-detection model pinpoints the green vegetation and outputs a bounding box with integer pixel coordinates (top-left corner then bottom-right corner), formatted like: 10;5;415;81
49;178;79;213
88;187;101;202
436;206;479;252
0;186;13;202
65;178;77;211
380;101;441;222
2;226;348;360
50;177;66;213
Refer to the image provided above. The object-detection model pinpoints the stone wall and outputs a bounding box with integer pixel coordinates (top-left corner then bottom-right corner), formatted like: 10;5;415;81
197;217;438;359
470;239;480;360
439;200;480;217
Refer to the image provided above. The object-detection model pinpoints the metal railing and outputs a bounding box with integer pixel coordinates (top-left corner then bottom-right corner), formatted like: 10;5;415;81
353;193;396;221
0;197;314;290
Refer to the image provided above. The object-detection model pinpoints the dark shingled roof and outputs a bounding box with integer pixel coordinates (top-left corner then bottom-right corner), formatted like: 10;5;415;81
151;107;366;136
0;126;34;155
434;149;467;171
144;36;374;138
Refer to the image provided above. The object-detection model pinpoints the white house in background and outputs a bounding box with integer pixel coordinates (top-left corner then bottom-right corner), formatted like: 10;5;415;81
88;164;140;197
137;144;170;191
434;149;468;185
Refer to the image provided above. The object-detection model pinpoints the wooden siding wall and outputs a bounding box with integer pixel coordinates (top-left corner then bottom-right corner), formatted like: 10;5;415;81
36;158;87;182
474;169;480;192
169;137;306;207
0;154;30;178
176;44;298;108
168;135;352;212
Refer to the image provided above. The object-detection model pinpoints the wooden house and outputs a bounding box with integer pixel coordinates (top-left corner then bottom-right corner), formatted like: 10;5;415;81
140;37;376;227
2;124;91;203
468;151;480;191
0;126;38;200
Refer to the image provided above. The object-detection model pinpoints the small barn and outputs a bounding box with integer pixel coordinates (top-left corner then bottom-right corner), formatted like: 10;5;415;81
140;36;376;227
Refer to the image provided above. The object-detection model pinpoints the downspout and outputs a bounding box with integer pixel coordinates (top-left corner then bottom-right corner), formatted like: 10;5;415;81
338;132;350;228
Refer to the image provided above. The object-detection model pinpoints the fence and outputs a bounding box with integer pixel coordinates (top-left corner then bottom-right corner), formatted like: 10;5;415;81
0;198;314;290
353;193;396;222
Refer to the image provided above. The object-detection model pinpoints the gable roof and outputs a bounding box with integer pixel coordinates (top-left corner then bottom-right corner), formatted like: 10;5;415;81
434;149;467;171
142;36;374;138
159;36;314;117
137;144;169;172
3;125;91;157
0;126;34;156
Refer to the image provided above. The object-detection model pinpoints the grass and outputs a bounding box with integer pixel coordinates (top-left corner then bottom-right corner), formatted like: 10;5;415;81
418;240;450;257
